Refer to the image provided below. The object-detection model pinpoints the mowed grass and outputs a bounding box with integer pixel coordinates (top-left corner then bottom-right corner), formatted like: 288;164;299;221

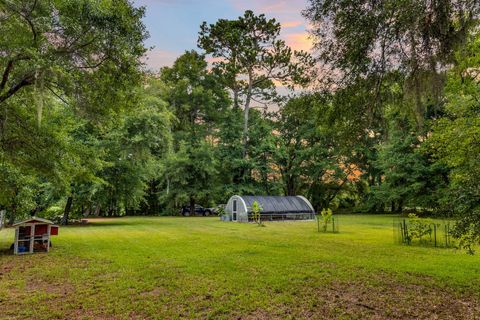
1;215;479;319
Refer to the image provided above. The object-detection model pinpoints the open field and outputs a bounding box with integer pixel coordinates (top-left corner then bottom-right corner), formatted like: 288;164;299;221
1;215;479;319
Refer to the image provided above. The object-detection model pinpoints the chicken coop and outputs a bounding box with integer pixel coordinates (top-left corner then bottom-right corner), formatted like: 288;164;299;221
13;217;59;255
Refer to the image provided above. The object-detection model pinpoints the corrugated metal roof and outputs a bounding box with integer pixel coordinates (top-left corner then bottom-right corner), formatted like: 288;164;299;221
240;196;314;214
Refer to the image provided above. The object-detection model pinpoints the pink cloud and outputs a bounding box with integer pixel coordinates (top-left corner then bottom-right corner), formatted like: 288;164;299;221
285;32;314;52
228;0;311;52
282;21;303;29
141;48;179;71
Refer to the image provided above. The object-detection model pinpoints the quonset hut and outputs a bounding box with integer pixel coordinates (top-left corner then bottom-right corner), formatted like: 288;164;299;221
223;195;315;222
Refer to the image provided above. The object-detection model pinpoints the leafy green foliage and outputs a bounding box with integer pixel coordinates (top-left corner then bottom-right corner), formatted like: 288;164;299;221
319;208;333;232
199;10;315;158
407;213;433;242
369;116;447;212
159;51;228;212
250;200;264;226
428;30;480;252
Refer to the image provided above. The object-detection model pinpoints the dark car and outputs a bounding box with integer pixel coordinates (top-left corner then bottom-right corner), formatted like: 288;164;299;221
180;204;214;216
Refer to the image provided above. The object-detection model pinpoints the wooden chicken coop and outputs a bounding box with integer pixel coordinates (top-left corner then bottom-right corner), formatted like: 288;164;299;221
13;217;59;255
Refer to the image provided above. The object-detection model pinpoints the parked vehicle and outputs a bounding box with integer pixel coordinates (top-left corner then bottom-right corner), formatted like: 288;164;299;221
180;205;214;216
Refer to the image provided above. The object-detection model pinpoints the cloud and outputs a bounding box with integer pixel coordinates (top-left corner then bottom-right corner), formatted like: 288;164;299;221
284;32;314;52
141;48;179;71
228;0;311;51
282;21;303;29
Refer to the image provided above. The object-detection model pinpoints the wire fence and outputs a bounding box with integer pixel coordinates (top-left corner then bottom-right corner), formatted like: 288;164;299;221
394;217;456;248
316;215;339;233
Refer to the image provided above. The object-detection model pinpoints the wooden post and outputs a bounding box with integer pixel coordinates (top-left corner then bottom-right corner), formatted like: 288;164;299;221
29;224;34;254
434;224;437;247
14;228;18;255
47;225;51;252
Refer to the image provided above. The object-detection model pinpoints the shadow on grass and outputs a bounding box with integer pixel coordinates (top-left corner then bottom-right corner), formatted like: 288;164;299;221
0;247;13;256
64;216;173;228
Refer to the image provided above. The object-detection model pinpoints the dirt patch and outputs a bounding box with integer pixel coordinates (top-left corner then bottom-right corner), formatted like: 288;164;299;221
240;273;480;320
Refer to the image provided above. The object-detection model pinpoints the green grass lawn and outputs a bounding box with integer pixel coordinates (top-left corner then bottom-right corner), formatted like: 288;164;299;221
1;215;479;319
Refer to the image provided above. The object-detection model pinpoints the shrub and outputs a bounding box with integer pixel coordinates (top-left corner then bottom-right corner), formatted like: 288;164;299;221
319;208;333;232
408;213;433;242
250;201;264;226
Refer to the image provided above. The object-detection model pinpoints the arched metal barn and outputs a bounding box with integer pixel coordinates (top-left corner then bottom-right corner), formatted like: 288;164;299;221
223;195;315;222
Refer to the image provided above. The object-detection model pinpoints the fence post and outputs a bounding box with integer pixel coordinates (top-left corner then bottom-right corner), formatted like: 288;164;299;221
317;216;320;233
446;223;450;247
332;217;335;233
434;224;437;247
445;224;448;247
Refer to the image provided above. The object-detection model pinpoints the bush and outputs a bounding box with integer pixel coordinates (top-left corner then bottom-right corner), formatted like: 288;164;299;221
250;201;264;226
408;213;433;242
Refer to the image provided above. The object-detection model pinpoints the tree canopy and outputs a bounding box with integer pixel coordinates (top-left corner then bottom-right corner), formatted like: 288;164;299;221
1;3;480;252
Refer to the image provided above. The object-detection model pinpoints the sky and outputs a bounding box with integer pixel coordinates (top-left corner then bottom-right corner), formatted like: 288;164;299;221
134;0;313;71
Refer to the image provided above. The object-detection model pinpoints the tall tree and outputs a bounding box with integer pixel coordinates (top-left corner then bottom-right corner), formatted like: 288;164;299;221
370;115;447;213
198;10;315;157
274;94;354;210
428;29;480;252
304;0;479;130
160;51;229;214
0;0;148;181
0;0;147;108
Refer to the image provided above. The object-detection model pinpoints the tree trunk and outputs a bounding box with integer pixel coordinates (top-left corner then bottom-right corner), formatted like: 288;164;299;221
62;196;73;225
233;88;239;109
396;199;403;213
286;175;295;196
242;69;253;159
8;203;16;225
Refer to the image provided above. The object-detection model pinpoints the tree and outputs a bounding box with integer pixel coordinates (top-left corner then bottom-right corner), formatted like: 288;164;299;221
0;0;150;222
70;77;172;219
0;0;147;109
304;0;479;130
159;51;229;213
370;115;447;213
161;141;218;214
198;10;315;157
274;94;356;210
428;29;480;252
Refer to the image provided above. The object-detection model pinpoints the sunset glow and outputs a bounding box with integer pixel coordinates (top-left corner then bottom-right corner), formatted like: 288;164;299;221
135;0;311;71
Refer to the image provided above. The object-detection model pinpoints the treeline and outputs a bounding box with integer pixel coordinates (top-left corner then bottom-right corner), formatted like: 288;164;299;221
1;0;480;250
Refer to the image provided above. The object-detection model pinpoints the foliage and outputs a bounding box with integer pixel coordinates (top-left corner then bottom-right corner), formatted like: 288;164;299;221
250;200;264;226
369;116;448;212
428;30;480;253
0;0;147;109
199;10;315;158
159;51;228;213
407;213;433;242
319;208;333;232
304;0;477;74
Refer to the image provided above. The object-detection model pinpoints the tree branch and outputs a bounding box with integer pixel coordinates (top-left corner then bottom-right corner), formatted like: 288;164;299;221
0;55;31;91
0;60;14;90
0;75;34;104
